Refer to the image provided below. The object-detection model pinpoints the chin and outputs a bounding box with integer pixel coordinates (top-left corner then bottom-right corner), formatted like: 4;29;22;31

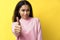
23;17;29;19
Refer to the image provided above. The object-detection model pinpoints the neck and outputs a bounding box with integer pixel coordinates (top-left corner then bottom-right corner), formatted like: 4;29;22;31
21;17;30;20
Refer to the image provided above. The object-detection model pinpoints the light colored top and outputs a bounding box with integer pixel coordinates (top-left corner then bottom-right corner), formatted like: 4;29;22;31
12;17;42;40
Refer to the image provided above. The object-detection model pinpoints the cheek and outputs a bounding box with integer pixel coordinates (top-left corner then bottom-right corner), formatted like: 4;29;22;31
19;10;23;16
20;12;23;16
27;11;30;15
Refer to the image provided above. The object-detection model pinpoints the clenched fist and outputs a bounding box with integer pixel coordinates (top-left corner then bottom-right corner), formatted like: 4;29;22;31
13;17;22;37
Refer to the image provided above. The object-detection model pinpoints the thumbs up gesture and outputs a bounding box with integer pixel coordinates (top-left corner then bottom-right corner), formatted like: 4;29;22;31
14;17;21;36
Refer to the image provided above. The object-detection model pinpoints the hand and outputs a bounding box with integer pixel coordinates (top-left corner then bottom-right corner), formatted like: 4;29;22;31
14;17;21;36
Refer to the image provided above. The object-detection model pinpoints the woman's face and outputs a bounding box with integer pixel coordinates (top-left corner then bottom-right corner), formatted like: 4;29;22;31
19;5;30;19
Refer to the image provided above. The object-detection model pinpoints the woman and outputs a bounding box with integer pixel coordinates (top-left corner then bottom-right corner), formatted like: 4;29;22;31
12;0;42;40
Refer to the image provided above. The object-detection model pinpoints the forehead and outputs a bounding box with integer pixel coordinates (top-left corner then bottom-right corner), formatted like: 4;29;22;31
20;5;30;9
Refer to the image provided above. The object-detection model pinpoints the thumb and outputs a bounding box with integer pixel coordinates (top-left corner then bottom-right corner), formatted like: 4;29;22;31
16;17;20;25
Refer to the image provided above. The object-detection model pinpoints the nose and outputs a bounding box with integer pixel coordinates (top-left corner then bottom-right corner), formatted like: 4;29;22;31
24;11;27;15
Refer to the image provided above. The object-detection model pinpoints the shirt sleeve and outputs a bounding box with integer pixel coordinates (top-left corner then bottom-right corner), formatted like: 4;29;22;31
12;22;20;37
12;22;16;33
12;22;22;40
37;18;42;40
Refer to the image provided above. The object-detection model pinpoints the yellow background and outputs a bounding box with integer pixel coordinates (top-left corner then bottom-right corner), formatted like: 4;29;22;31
0;0;60;40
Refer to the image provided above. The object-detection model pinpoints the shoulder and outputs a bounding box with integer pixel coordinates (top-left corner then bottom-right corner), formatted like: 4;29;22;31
31;17;40;22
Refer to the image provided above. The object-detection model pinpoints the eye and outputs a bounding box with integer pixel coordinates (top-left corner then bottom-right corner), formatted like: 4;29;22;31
21;9;30;12
22;9;25;12
27;9;30;11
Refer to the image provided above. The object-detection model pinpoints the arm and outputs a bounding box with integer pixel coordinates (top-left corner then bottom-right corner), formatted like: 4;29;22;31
37;19;42;40
12;22;20;37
